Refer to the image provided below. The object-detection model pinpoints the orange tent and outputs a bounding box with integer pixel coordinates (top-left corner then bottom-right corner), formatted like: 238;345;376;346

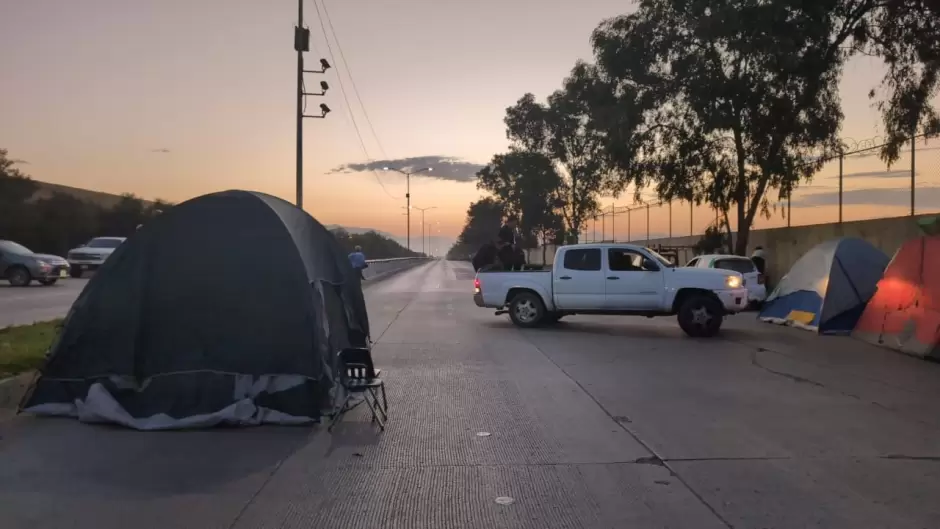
853;235;940;359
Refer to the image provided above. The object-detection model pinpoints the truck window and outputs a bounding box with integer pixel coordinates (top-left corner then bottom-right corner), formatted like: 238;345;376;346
608;249;652;272
563;248;601;271
686;257;700;267
714;258;755;274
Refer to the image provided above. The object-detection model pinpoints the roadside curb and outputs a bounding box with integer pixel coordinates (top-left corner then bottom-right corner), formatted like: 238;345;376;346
0;371;33;412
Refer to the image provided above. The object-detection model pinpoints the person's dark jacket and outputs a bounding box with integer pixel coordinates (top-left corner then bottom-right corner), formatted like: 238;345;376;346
472;243;498;272
498;224;515;246
497;244;516;270
752;256;766;275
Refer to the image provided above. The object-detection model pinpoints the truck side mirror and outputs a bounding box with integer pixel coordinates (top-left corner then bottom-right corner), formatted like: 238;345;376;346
643;258;660;271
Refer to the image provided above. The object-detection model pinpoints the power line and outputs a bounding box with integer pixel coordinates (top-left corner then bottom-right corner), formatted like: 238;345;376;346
320;0;388;159
312;0;400;199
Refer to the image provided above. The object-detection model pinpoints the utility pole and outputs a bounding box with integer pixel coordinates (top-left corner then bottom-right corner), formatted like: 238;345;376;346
385;166;432;250
911;134;916;216
410;206;437;255
294;0;332;209
294;0;305;208
611;204;616;242
627;208;632;242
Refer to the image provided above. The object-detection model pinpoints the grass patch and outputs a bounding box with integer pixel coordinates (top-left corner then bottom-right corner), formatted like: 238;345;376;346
0;319;62;378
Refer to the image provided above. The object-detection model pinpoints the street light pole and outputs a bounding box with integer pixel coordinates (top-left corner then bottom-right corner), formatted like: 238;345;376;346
294;0;306;208
384;166;432;250
409;206;437;255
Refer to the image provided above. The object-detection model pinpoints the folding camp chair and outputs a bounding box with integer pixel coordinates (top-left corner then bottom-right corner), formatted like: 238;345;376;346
328;347;388;431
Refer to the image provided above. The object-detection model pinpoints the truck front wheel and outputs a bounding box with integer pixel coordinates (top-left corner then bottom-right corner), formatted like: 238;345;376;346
677;295;724;337
508;292;545;328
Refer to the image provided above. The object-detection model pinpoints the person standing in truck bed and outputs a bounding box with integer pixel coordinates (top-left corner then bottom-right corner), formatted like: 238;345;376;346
497;216;519;271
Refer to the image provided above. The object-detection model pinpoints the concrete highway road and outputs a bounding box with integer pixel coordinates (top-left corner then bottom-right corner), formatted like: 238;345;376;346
0;278;89;328
2;260;940;528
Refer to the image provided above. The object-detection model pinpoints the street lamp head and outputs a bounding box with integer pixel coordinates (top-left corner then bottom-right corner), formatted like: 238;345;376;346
320;80;329;91
319;103;331;114
320;58;331;70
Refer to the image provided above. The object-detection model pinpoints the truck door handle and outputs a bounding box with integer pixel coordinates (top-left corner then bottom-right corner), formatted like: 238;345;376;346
559;276;572;280
607;276;619;280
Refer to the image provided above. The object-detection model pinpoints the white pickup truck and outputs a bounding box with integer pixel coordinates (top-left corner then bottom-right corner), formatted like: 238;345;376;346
473;243;748;337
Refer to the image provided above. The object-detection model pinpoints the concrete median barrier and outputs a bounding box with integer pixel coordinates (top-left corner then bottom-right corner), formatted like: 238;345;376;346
361;257;434;281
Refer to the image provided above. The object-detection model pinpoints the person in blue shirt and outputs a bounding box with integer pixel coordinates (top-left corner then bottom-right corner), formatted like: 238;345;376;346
348;245;368;280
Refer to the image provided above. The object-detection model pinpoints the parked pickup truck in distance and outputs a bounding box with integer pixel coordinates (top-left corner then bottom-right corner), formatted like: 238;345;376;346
473;243;748;337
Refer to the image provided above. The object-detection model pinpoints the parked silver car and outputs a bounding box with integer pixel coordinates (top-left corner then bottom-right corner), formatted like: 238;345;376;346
67;236;126;278
0;240;71;287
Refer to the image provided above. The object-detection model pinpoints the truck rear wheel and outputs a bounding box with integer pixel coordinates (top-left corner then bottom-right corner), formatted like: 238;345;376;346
677;295;723;337
508;292;545;328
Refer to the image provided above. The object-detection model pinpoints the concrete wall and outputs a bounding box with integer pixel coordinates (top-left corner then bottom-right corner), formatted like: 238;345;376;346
362;257;433;280
526;214;936;284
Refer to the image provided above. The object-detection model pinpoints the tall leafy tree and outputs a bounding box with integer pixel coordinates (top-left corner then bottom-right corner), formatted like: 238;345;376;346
476;150;565;249
590;0;852;254
854;0;940;159
587;0;939;254
504;63;619;243
447;198;506;259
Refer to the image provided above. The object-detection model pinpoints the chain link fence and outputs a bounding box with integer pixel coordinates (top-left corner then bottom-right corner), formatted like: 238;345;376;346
583;134;939;243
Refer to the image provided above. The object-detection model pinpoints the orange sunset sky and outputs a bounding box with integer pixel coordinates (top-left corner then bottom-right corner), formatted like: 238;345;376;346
2;1;939;245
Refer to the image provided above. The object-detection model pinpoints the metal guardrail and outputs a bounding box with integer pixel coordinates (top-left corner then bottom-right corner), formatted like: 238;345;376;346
360;256;434;280
364;257;433;263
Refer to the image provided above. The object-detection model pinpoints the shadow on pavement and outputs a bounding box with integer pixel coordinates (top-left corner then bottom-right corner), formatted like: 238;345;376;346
0;416;313;498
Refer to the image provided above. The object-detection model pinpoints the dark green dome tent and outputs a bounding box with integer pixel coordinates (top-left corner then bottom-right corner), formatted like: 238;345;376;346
20;190;370;429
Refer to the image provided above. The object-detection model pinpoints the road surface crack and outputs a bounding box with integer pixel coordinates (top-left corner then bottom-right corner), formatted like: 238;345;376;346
632;455;666;466
880;455;940;461
520;332;735;529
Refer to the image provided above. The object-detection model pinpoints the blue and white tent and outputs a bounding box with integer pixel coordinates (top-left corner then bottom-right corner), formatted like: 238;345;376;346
759;238;889;334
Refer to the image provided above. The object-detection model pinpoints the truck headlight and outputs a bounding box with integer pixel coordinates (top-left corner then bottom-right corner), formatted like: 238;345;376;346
726;275;742;289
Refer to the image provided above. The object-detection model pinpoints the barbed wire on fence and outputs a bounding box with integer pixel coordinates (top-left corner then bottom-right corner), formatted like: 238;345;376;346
581;132;938;244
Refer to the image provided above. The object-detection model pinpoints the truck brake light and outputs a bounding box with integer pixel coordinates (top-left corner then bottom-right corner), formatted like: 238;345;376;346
474;277;481;293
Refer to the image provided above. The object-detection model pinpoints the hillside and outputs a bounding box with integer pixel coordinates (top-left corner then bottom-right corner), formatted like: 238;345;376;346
30;181;154;209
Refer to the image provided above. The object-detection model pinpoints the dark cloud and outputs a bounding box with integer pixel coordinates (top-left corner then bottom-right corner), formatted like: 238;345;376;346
332;155;485;183
790;186;940;208
825;169;915;179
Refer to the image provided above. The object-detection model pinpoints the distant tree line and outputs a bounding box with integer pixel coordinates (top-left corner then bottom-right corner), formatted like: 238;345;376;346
329;228;423;260
1;149;421;260
450;0;940;256
0;149;171;256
